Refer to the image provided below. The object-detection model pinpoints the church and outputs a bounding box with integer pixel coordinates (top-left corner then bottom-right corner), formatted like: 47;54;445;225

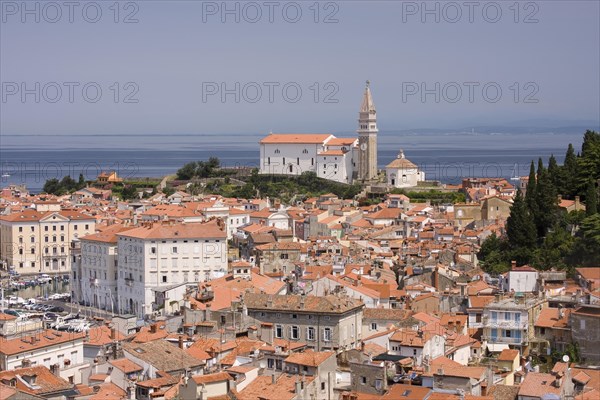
258;81;424;187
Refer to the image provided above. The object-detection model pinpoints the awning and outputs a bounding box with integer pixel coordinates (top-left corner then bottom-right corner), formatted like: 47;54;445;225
487;343;510;352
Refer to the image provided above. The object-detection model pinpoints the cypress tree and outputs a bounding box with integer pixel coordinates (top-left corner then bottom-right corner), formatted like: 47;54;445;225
507;189;537;250
525;161;537;216
535;158;559;238
547;154;561;192
563;143;578;197
586;179;598;216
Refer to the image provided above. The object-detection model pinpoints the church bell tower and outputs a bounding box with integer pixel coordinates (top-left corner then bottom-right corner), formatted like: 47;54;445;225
357;80;378;182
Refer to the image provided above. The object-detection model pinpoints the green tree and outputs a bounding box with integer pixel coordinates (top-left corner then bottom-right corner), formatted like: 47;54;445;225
586;178;598;216
533;224;574;270
525;161;537;218
121;185;138;200
506;190;537;264
176;162;198;180
568;213;600;266
577;130;600;195
562;143;578;197
534;158;559;239
42;178;61;195
78;173;85;187
547;154;561;190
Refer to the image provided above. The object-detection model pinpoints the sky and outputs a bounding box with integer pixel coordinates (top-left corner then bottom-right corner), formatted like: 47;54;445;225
1;0;599;136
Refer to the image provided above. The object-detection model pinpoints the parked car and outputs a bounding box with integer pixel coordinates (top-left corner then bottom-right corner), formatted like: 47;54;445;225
3;309;22;317
7;296;25;306
47;306;64;313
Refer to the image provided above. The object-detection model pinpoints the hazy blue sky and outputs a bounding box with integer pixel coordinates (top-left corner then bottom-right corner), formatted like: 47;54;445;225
1;0;599;135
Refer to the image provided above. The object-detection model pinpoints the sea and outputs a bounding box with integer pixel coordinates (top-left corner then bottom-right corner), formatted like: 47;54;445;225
0;131;586;193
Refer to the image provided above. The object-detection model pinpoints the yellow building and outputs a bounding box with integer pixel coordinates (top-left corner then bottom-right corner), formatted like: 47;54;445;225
0;209;95;275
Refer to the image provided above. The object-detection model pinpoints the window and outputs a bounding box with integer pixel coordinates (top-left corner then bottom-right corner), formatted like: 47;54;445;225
30;236;35;243
292;314;297;319
321;382;326;391
74;225;77;230
45;226;49;231
540;327;546;335
53;226;56;231
290;326;299;340
172;247;177;253
371;322;377;330
413;349;417;355
275;325;283;338
280;254;288;260
18;227;23;232
323;328;332;342
31;248;35;254
303;149;308;154
283;157;286;164
268;157;271;165
375;379;383;390
267;358;274;369
311;158;314;166
151;247;156;254
361;376;367;385
307;327;315;341
85;225;89;230
297;157;300;165
162;276;167;283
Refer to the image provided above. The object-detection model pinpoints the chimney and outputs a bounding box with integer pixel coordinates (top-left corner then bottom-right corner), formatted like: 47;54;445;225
511;260;517;269
575;196;581;208
50;363;60;376
110;327;117;340
179;335;184;350
150;323;158;334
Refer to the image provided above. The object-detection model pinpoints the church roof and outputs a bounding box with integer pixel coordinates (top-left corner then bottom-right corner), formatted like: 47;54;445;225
386;150;417;169
360;81;376;113
260;133;333;144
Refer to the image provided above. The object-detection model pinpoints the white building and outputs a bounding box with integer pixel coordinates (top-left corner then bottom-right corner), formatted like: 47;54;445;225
0;329;86;382
76;224;133;312
503;264;539;293
116;219;228;317
385;149;425;188
259;81;378;184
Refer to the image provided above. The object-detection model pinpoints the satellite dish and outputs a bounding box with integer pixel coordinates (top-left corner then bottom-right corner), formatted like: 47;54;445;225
562;355;570;363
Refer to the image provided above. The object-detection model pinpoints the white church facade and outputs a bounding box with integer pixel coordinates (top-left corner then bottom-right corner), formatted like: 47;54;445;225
258;82;425;187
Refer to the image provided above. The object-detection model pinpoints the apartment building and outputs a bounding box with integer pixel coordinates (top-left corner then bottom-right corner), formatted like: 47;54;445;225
0;330;86;383
482;295;547;352
245;293;364;353
73;224;134;311
0;209;95;275
115;220;227;317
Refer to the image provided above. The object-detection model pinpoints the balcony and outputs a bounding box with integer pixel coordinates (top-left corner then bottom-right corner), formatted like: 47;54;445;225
484;319;528;330
124;278;134;287
483;336;526;345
